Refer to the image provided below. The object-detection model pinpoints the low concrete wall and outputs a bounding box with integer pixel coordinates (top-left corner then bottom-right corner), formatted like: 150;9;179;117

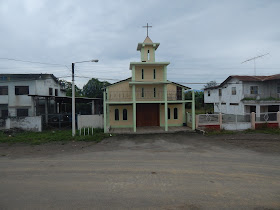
221;122;251;131
77;115;104;129
5;116;42;132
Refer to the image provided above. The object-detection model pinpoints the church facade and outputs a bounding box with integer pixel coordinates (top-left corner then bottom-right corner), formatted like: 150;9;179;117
103;36;194;132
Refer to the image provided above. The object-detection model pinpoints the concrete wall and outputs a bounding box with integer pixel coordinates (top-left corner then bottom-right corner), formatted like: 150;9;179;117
107;80;132;102
6;116;42;132
0;77;65;117
160;103;184;126
135;66;164;82
108;105;133;127
204;78;245;114
77;114;104;129
221;123;251;131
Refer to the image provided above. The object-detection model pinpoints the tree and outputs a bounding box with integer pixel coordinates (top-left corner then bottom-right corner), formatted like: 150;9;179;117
59;80;83;97
204;81;218;89
83;78;110;98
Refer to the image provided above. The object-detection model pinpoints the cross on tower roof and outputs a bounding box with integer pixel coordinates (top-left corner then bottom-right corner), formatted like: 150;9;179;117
142;23;152;37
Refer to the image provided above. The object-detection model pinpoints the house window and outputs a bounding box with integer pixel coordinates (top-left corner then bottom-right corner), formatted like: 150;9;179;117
123;109;127;120
0;86;8;95
142;69;144;79
1;110;8;118
230;103;239;106
232;87;236;95
15;86;29;95
147;50;150;60
277;83;280;94
55;89;58;96
141;88;144;97
154;88;156;97
153;69;156;79
49;88;53;96
208;90;210;96
174;108;178;119
114;109;119;121
221;102;226;105
219;89;222;96
168;108;170;119
250;86;258;94
17;109;28;117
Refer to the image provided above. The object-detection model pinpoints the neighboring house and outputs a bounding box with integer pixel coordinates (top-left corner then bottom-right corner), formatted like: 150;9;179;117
103;36;191;132
204;74;280;116
0;74;66;118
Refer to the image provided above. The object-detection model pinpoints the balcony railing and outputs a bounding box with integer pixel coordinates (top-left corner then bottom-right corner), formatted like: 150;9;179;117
106;91;183;102
243;93;280;101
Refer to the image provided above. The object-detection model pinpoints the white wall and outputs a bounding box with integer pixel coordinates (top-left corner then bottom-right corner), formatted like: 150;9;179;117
77;115;104;129
0;76;65;117
221;122;251;130
6;116;42;132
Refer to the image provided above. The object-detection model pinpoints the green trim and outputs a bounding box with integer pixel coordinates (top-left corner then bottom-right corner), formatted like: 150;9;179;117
191;90;195;130
129;62;170;70
129;81;171;85
163;66;167;81
182;103;186;123
132;85;136;132
164;84;168;131
160;124;183;127
132;65;135;81
111;125;133;128
106;100;192;104
103;91;107;133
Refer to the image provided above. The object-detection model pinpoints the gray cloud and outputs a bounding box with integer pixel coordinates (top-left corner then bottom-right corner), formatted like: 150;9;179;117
0;0;279;89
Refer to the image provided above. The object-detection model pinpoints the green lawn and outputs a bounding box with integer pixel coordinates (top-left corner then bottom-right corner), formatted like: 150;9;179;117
0;129;110;145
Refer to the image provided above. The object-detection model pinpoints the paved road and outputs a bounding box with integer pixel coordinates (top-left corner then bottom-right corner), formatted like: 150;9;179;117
0;133;280;209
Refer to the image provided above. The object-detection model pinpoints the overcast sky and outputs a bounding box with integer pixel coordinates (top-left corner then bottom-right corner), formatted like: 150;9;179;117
0;0;279;89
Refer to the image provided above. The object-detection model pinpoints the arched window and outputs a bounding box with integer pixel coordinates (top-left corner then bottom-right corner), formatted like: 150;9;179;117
123;109;127;120
168;108;170;119
174;108;178;119
115;109;119;121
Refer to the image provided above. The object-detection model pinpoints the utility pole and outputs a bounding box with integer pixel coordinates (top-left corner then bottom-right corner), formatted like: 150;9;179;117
71;59;98;137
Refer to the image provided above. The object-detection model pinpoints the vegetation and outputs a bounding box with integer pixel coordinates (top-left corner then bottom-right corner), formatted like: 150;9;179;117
244;128;280;135
204;81;218;89
0;129;110;145
205;129;236;136
205;127;280;136
185;91;213;113
60;78;111;98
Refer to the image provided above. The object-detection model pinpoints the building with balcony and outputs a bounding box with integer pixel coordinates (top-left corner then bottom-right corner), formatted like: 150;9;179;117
204;74;280;117
103;36;193;132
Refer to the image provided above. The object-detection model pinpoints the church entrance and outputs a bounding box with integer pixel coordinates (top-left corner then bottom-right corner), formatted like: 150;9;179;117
136;104;159;127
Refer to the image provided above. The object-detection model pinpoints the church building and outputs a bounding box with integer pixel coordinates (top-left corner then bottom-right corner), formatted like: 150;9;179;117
103;34;194;132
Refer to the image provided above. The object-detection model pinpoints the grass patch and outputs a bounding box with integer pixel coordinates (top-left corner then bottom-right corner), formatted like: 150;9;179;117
0;129;110;145
243;128;280;135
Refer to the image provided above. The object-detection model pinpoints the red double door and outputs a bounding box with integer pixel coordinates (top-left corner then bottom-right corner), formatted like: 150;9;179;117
136;104;159;127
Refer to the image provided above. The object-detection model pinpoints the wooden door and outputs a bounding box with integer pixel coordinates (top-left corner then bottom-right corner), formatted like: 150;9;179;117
136;104;159;127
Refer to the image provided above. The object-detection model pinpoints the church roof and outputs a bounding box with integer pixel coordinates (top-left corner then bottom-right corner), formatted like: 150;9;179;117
143;36;153;43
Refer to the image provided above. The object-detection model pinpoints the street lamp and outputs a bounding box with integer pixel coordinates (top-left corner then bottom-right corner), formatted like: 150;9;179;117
72;59;99;137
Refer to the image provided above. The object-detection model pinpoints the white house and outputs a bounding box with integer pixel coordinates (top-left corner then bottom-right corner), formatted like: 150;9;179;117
0;74;66;118
204;74;280;117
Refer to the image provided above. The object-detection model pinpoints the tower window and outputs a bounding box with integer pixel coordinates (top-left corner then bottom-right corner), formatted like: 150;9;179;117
174;108;178;119
141;88;144;97
115;109;119;121
168;108;170;119
154;88;156;97
123;109;127;120
142;69;144;79
153;69;156;79
147;50;150;60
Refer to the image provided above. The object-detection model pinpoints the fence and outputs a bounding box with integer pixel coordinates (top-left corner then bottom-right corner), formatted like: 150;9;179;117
77;114;104;135
196;112;280;131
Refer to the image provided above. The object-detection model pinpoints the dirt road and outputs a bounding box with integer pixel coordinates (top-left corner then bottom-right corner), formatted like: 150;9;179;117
0;133;280;209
